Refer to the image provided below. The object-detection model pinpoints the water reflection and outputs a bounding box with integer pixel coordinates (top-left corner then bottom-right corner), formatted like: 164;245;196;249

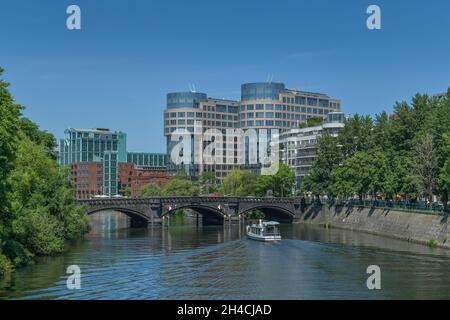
0;211;449;299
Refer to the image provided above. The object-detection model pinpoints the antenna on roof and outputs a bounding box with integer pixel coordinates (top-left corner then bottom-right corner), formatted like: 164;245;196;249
188;83;197;93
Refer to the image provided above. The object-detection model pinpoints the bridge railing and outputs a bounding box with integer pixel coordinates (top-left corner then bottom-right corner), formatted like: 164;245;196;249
305;199;449;216
76;196;300;206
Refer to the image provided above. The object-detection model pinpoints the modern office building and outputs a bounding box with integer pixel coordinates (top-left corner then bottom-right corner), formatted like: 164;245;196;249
164;92;241;182
59;128;127;165
279;112;345;190
127;152;168;167
163;82;341;182
59;128;127;198
239;82;340;131
60;128;168;198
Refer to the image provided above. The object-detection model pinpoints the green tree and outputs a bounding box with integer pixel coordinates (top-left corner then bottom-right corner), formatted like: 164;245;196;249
427;90;450;207
255;163;295;197
438;132;450;211
199;171;217;194
0;67;22;232
0;67;89;276
220;170;257;196
413;132;438;202
8;138;90;259
19;117;57;159
301;136;342;199
163;177;199;196
337;114;374;157
331;151;374;199
124;186;132;197
140;183;162;197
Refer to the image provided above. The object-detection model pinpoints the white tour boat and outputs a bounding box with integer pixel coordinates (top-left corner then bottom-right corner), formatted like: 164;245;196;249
246;220;281;242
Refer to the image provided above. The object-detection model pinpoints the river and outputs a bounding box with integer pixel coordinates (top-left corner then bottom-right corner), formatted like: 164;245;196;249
0;211;449;299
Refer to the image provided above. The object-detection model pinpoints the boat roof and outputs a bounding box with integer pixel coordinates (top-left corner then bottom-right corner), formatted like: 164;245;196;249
263;221;280;225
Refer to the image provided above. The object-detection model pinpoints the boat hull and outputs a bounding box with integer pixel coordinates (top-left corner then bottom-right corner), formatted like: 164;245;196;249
246;232;281;242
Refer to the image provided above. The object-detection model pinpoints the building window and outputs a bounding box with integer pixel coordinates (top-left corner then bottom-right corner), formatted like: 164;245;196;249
216;104;227;113
307;98;318;106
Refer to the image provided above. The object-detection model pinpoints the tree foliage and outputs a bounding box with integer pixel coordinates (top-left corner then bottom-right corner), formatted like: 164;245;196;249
255;163;295;197
301;89;450;204
141;183;162;197
198;171;217;194
301;136;342;198
0;68;89;276
162;176;199;196
219;169;257;196
298;116;324;128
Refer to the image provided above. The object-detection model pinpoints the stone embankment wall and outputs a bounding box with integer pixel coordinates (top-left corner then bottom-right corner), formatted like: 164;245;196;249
296;204;450;248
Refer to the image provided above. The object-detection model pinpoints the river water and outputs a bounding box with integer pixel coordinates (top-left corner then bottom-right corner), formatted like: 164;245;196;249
0;211;449;300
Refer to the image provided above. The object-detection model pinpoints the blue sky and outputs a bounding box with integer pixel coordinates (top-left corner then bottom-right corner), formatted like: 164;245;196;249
1;0;449;152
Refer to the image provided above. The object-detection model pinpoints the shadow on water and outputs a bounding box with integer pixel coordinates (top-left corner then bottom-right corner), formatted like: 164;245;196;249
1;210;450;300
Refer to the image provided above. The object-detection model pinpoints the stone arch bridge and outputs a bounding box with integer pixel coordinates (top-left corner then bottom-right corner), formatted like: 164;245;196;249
77;196;304;226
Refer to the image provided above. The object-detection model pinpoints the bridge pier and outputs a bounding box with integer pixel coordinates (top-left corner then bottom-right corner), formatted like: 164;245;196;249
149;217;163;227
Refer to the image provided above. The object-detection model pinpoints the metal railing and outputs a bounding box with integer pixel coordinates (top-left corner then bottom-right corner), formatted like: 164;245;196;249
307;199;450;216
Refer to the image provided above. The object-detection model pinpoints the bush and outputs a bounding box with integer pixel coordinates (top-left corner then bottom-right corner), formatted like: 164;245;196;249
427;239;438;248
0;253;13;277
3;239;32;267
13;208;65;256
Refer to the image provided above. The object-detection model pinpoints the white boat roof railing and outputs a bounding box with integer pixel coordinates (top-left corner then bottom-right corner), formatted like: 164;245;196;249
263;221;280;226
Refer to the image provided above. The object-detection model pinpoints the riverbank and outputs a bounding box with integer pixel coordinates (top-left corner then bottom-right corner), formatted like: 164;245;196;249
297;204;450;249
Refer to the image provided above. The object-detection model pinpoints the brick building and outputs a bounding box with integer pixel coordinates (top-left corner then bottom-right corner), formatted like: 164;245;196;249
119;163;169;196
70;162;104;199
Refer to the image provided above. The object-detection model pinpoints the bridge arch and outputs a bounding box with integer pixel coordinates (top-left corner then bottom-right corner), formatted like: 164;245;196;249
162;204;225;218
239;205;294;223
86;207;150;226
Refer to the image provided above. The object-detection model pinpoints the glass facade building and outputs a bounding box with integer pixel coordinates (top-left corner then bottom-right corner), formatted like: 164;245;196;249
127;152;168;168
59;128;127;165
103;151;118;196
59;128;127;197
163;82;342;182
164;91;240;181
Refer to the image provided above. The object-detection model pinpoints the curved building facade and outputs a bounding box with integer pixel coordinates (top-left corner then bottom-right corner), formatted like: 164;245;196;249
164;92;240;181
241;82;285;101
164;83;342;183
166;92;208;109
